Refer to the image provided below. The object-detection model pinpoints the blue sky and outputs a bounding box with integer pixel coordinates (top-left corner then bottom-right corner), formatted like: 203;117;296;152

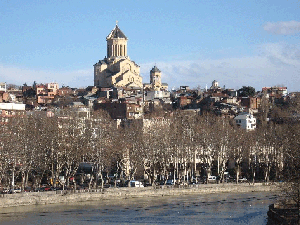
0;0;300;91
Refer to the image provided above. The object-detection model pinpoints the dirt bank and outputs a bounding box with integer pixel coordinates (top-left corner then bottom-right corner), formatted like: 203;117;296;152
0;183;280;208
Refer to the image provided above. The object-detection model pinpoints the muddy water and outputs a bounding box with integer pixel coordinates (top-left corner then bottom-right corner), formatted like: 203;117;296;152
0;191;278;225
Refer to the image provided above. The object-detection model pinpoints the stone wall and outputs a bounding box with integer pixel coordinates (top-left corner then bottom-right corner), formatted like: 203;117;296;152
0;183;279;208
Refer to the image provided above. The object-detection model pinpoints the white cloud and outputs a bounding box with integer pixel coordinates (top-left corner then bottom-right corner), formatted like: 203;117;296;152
258;43;300;67
141;43;300;92
263;21;300;35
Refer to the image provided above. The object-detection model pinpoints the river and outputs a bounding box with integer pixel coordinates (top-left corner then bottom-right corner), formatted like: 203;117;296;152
0;191;278;225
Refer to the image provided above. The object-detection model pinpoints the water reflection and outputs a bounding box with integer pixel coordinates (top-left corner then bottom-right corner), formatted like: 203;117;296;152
0;192;278;225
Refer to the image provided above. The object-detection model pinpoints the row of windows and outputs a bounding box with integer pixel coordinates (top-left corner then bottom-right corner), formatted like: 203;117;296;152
107;45;126;57
236;119;256;124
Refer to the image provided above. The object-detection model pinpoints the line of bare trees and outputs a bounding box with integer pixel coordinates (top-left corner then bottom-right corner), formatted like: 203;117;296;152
0;109;298;192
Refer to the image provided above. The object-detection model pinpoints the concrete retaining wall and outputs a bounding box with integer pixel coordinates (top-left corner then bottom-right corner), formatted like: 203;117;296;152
0;183;279;208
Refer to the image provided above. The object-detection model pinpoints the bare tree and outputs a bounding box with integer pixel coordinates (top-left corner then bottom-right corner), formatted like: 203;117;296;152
280;122;300;223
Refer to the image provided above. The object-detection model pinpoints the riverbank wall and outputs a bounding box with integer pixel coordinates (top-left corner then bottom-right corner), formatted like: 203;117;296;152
0;183;280;208
267;202;299;224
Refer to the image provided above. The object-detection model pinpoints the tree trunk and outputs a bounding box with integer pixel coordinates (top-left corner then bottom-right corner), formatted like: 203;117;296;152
25;171;29;189
11;165;15;192
264;166;269;183
101;173;104;189
236;165;240;184
21;171;25;192
88;175;93;190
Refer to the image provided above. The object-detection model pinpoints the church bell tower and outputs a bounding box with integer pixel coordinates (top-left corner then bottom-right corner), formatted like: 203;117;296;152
150;66;162;91
106;22;128;58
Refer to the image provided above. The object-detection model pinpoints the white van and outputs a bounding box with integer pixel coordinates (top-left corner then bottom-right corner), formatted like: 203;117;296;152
208;176;217;183
130;180;144;187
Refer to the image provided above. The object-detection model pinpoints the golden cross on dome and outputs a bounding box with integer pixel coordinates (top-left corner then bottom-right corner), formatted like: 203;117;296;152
116;20;118;26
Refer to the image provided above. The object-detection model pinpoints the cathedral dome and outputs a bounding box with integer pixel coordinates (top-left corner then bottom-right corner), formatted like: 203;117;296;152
106;25;128;40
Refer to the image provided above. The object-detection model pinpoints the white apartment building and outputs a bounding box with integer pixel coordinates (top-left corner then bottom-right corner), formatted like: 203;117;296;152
0;82;6;92
234;112;256;131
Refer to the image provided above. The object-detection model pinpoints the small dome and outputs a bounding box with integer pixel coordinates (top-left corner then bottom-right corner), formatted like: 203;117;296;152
151;66;161;73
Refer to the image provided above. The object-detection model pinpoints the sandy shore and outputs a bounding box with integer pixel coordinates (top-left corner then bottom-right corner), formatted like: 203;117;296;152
0;183;280;208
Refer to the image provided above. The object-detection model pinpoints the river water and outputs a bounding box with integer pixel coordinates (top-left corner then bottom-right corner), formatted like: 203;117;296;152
0;191;278;225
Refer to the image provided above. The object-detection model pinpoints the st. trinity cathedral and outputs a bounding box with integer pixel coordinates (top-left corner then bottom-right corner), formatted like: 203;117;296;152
93;23;143;89
94;23;168;91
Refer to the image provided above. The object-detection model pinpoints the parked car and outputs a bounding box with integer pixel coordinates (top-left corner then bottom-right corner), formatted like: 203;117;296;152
24;187;32;192
143;181;152;187
238;177;248;183
166;179;174;185
1;189;9;194
208;176;217;183
13;188;21;193
130;180;144;187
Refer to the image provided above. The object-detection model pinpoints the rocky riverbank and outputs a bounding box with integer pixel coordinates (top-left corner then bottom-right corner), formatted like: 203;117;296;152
0;183;280;208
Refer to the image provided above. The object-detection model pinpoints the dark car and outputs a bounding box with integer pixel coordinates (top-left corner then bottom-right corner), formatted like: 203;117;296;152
166;179;174;185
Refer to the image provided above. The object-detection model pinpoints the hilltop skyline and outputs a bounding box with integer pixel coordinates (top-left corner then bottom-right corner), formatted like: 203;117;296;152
0;0;299;91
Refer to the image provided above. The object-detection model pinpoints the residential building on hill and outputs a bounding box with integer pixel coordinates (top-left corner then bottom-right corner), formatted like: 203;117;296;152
0;83;6;92
234;112;256;131
240;97;261;110
262;86;288;96
94;101;143;119
0;102;26;124
58;87;73;96
36;83;59;104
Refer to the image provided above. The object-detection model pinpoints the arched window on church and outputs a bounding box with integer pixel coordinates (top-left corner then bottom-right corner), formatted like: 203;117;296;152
115;45;117;56
120;45;123;56
131;77;134;82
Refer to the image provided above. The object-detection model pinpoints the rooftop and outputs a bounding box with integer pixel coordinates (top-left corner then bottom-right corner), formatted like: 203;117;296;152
106;25;128;40
151;66;161;73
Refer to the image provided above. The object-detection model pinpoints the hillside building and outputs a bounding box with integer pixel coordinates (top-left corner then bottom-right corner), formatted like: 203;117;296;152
234;112;256;131
0;83;7;92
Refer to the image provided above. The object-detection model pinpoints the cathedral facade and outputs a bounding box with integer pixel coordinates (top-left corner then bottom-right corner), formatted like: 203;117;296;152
94;24;143;88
